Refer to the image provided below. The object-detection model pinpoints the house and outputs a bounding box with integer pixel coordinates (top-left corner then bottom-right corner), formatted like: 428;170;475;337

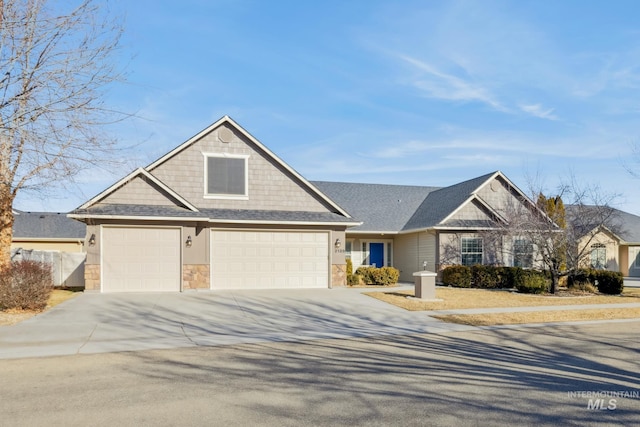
570;206;640;277
70;113;548;293
11;210;87;287
12;210;86;252
69;116;360;292
69;116;640;292
314;172;543;282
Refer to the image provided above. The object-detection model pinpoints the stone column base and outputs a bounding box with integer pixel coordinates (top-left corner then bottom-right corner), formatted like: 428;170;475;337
84;264;100;291
183;264;210;290
332;264;347;287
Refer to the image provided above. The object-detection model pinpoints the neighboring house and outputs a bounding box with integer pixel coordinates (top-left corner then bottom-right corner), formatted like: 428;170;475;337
12;210;86;252
11;210;87;287
69;116;359;293
571;207;640;278
314;171;544;282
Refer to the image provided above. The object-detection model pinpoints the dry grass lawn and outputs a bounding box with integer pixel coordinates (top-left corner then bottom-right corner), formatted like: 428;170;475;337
433;308;640;326
365;287;640;326
0;289;80;327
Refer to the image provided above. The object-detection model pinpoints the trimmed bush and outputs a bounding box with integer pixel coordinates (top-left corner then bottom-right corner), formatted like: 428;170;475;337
346;258;353;277
355;266;400;286
502;267;523;289
471;264;504;289
515;270;549;294
568;269;623;295
442;265;472;288
594;270;624;295
0;260;54;311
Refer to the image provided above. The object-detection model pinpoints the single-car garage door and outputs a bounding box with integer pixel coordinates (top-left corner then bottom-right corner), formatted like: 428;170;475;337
102;227;181;292
211;230;329;290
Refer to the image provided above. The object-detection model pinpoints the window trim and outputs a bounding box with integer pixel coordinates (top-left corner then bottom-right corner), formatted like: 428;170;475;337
513;238;533;268
203;153;249;200
633;248;640;269
590;243;606;269
461;237;483;266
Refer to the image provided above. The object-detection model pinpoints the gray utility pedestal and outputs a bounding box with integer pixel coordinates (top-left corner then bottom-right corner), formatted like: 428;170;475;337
413;270;437;300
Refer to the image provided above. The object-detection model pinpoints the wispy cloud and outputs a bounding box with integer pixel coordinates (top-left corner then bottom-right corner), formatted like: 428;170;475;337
519;103;559;120
398;54;508;112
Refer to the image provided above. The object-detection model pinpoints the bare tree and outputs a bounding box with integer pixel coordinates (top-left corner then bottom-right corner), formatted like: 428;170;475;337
437;179;620;294
493;180;620;293
0;0;124;269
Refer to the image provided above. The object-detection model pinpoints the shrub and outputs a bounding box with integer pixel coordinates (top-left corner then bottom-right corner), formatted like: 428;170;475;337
442;265;472;288
346;258;353;277
567;269;623;294
567;269;594;288
515;270;549;294
502;267;523;289
347;274;361;287
567;269;597;293
0;260;54;311
567;280;598;293
594;270;624;295
471;265;504;289
355;266;400;286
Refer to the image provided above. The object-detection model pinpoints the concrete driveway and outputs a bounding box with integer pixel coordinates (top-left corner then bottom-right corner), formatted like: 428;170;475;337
0;286;473;359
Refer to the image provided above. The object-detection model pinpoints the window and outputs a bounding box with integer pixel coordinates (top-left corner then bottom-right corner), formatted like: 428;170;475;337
461;237;483;266
204;154;248;198
633;248;640;269
591;243;606;269
345;240;352;260
513;239;533;268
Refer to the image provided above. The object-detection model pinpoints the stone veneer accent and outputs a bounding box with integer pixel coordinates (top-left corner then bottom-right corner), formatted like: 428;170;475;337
183;264;210;290
332;264;347;287
84;264;100;291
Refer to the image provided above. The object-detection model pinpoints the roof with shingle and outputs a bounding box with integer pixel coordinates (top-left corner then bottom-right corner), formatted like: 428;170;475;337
13;211;86;239
615;209;640;243
69;204;357;224
311;181;438;232
313;172;499;233
403;172;496;230
566;205;640;244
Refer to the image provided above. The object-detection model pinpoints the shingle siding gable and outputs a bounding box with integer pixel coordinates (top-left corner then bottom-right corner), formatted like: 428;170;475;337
99;176;179;206
150;123;333;213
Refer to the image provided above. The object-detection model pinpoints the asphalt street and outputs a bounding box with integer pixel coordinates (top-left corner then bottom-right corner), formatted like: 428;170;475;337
1;321;638;426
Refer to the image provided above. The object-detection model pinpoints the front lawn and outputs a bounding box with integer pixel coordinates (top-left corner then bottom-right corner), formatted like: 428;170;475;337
364;287;640;326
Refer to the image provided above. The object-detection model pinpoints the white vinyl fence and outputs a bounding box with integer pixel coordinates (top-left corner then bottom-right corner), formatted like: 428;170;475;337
10;249;86;288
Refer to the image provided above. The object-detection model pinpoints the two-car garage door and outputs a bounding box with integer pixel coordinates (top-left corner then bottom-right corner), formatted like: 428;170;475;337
100;227;329;292
211;230;329;290
102;227;181;292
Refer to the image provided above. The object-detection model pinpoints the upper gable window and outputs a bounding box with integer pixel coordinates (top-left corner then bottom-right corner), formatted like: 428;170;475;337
204;153;248;199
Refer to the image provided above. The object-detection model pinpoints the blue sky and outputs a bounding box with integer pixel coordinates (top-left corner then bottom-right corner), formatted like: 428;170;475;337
16;0;640;214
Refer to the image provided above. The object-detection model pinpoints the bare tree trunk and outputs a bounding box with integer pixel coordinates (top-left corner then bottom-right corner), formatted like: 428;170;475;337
550;272;558;294
0;184;15;271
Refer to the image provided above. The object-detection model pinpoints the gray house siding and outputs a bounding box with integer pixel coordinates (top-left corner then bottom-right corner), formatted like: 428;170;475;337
100;176;178;206
150;123;331;212
394;231;437;282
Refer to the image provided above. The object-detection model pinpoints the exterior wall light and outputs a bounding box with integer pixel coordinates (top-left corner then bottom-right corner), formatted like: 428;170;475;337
186;235;193;247
88;234;96;246
334;238;341;249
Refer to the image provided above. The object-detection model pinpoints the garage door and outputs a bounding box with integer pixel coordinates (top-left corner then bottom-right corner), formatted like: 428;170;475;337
102;227;181;292
211;230;329;289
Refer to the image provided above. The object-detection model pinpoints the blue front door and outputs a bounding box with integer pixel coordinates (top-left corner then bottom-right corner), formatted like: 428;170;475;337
370;243;384;268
